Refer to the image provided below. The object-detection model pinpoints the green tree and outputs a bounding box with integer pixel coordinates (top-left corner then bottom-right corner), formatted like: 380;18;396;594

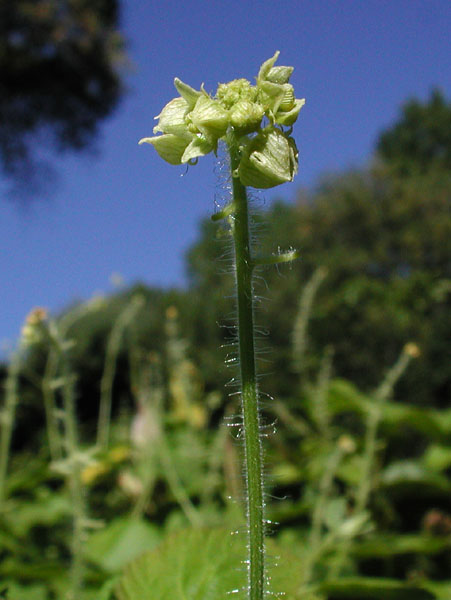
185;87;451;407
377;89;451;176
0;0;126;197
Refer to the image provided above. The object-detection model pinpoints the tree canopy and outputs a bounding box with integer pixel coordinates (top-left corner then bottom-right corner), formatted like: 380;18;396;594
0;0;126;196
377;89;451;176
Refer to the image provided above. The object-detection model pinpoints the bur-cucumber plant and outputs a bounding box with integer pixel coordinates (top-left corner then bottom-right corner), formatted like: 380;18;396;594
140;52;304;600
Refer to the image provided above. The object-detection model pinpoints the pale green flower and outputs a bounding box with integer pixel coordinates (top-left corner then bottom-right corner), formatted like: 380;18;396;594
140;52;305;188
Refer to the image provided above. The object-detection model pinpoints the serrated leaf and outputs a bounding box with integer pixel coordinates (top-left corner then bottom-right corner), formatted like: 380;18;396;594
115;527;306;600
85;517;161;573
116;528;246;600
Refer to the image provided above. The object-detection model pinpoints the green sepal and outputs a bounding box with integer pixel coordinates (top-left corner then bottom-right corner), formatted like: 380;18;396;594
275;98;306;126
181;135;214;163
138;134;190;165
173;77;201;109
153;97;191;138
237;126;298;189
257;80;286;116
257;51;280;84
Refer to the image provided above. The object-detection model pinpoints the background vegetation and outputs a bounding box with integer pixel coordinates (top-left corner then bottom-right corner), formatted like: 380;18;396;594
0;91;450;599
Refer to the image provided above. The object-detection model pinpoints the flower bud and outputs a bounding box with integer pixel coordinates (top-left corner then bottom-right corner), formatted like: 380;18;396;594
190;95;229;145
266;65;294;84
229;100;264;134
216;78;257;109
279;84;296;112
237;126;298;189
404;342;421;358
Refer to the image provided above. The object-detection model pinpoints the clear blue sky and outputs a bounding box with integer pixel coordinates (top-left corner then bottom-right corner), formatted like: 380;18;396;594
0;0;449;353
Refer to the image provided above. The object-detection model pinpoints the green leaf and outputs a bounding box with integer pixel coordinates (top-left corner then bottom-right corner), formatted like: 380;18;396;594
6;492;71;537
380;461;451;497
351;534;451;558
85;517;161;573
319;577;435;599
2;582;47;600
115;527;306;600
423;581;451;600
98;577;121;600
328;379;448;440
422;444;451;472
115;528;246;600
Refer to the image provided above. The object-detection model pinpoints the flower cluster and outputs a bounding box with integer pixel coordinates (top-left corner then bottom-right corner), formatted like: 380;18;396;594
139;52;304;189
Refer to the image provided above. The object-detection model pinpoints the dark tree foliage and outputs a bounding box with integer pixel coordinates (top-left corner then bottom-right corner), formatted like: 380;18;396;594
0;0;125;195
377;89;451;176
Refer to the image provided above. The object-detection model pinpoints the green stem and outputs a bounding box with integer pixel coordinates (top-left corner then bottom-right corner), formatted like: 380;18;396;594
228;133;265;600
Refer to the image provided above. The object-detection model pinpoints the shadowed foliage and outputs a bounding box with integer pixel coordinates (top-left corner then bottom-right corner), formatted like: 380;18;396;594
0;0;126;197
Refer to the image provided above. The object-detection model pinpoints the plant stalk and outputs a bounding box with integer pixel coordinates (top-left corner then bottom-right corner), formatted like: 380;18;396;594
0;349;21;509
228;134;265;600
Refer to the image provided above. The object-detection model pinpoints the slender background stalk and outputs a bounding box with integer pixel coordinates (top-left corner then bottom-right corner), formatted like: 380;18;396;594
0;349;21;509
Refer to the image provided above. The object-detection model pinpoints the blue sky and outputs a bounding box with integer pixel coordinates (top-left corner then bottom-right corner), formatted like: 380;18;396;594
0;0;449;353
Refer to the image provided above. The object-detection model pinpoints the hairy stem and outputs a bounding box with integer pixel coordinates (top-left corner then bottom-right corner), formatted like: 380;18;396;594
228;133;265;600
